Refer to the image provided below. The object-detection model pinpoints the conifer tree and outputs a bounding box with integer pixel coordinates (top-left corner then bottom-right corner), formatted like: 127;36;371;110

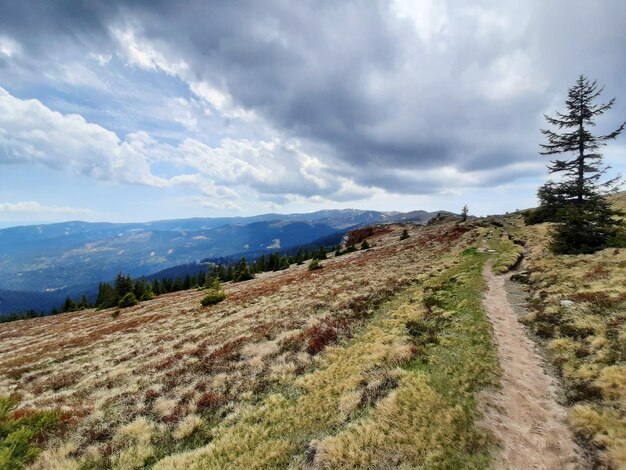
151;279;161;296
278;255;290;270
308;258;323;271
538;75;625;253
62;297;76;313
233;256;254;282
114;273;134;299
171;277;183;291
315;246;327;260
118;292;139;308
461;205;468;222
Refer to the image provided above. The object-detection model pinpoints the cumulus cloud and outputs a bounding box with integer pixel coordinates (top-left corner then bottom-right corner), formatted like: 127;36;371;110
0;86;370;202
0;87;167;186
104;0;624;190
0;0;624;209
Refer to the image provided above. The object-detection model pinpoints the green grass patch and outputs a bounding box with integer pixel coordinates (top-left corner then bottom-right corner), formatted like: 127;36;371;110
462;247;478;256
490;231;524;273
403;250;501;468
0;395;61;470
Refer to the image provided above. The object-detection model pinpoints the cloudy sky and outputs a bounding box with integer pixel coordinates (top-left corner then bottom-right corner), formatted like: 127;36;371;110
0;0;625;225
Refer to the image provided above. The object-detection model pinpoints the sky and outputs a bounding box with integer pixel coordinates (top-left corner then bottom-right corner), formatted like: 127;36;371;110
0;0;625;226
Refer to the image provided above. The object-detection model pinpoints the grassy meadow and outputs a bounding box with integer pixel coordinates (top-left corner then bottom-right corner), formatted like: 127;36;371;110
6;204;624;469
0;221;505;469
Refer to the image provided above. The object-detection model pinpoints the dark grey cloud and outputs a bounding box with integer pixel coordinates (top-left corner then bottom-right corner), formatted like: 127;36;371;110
1;0;624;198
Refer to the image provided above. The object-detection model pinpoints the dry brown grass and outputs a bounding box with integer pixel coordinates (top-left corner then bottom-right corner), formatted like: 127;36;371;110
513;209;626;468
1;222;485;468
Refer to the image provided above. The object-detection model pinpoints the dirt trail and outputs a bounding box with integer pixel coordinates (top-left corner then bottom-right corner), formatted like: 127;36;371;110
482;263;586;470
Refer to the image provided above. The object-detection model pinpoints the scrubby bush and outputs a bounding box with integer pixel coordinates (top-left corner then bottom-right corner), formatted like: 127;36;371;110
117;292;139;308
118;292;139;308
0;395;60;469
308;259;323;271
200;291;226;306
361;240;370;250
400;229;409;240
200;279;226;306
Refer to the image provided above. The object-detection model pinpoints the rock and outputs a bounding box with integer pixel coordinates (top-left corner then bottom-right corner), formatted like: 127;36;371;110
560;300;575;307
511;271;530;283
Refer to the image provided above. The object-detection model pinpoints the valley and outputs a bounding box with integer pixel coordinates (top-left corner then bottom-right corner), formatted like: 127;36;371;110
0;209;445;316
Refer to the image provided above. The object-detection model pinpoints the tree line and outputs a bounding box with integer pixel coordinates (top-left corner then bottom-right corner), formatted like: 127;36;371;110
0;245;336;322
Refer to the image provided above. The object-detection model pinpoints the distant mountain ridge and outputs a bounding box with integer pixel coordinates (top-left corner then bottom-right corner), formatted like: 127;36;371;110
0;208;448;315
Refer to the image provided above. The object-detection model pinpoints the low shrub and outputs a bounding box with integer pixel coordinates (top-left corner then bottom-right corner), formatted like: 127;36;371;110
308;259;323;271
0;395;61;469
339;245;358;255
200;279;226;306
118;292;139;308
200;291;226;306
195;393;227;413
306;323;338;355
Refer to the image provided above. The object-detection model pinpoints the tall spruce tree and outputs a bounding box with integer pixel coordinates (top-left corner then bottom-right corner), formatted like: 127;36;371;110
538;75;625;253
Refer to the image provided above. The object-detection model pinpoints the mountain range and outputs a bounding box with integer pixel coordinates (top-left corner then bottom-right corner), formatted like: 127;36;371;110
0;208;448;315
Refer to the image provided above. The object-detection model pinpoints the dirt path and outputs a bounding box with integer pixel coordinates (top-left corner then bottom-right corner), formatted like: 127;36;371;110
481;263;585;470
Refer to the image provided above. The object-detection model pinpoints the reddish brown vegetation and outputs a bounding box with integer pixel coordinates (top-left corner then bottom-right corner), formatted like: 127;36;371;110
30;371;82;394
346;226;392;246
161;404;188;424
569;290;626;309
305;317;350;355
583;264;611;280
196;392;228;413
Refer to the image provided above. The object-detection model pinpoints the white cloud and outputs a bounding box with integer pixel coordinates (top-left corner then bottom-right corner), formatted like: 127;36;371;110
89;52;113;66
0;86;359;203
392;0;450;45
0;201;92;215
482;50;547;101
0;86;167;187
0;84;546;209
111;27;188;76
0;35;20;57
113;26;255;121
189;81;256;121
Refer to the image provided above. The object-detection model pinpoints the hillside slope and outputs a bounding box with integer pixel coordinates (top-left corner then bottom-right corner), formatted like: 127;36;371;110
0;221;504;469
0;209;444;296
5;210;621;469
